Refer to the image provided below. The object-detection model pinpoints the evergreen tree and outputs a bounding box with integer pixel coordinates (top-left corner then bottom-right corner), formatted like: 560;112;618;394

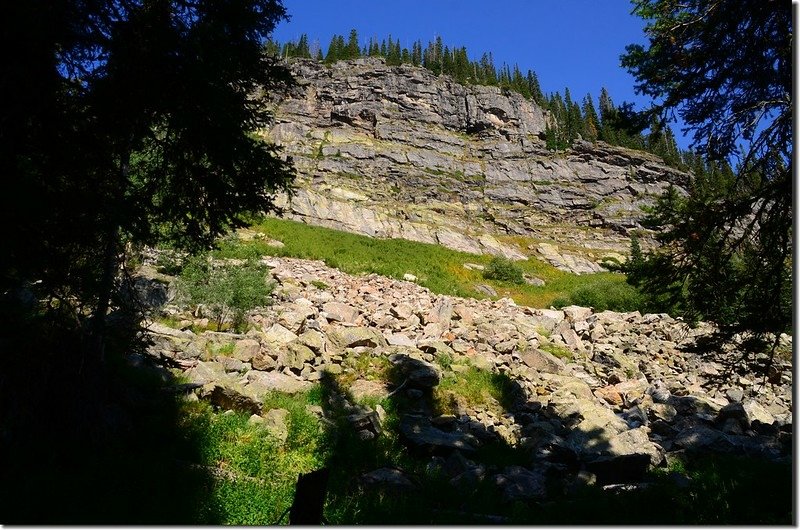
622;0;792;337
569;101;584;141
263;38;281;57
478;52;496;84
453;47;470;83
1;0;295;359
582;94;600;142
598;87;616;142
548;92;569;150
368;37;380;56
346;29;360;59
441;45;454;75
324;34;343;63
512;65;530;99
526;70;545;106
498;63;510;87
563;88;582;141
296;34;311;58
411;40;422;65
386;36;402;66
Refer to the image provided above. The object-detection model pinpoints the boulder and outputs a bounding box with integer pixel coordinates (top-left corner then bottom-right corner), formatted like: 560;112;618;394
328;326;388;351
183;361;230;386
298;329;326;353
585;453;652;486
360;468;415;492
262;323;298;345
386;333;416;347
263;408;290;444
519;349;566;374
277;341;316;371
474;284;497;297
244;371;311;395
717;400;775;431
493;466;547;501
251;351;278;371
562;305;593;322
348;410;382;439
390;303;414;320
199;382;262;415
389;354;441;389
399;415;477;454
322;301;360;324
233;339;260;362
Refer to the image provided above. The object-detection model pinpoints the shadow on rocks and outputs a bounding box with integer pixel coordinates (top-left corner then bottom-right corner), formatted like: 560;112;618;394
311;342;791;524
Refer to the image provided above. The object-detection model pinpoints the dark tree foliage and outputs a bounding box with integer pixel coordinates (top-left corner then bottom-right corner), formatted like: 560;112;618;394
1;0;295;357
582;94;600;142
621;0;792;336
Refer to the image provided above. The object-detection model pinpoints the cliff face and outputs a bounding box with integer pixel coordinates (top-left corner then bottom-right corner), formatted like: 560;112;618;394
263;57;688;273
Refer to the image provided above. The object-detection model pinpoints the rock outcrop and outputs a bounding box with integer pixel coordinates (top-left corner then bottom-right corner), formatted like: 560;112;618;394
261;57;689;273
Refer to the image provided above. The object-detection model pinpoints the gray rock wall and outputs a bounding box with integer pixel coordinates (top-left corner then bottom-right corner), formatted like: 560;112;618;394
263;57;689;272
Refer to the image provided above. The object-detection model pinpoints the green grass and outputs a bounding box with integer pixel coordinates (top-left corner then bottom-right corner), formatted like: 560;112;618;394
155;315;239;334
338;353;392;387
155;314;187;329
212;216;651;312
539;341;574;361
214;342;236;356
180;388;330;525
433;366;519;415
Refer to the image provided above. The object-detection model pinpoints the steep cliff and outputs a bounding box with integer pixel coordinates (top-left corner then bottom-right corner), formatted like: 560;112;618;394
262;57;688;273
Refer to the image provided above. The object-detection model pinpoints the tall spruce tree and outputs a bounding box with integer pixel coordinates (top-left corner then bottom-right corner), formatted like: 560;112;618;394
1;0;295;360
621;0;792;337
346;28;360;59
582;94;600;142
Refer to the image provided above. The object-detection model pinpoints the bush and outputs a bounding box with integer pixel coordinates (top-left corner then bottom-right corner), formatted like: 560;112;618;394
554;279;645;312
482;257;525;285
177;255;273;332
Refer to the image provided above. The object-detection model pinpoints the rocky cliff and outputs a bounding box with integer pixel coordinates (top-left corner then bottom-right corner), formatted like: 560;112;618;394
262;57;689;273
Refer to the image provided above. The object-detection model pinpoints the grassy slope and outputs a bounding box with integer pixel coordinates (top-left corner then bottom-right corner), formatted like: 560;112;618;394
214;216;644;312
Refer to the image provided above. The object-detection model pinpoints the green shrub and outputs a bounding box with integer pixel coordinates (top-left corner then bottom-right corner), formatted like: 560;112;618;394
555;278;646;312
435;352;454;371
211;342;236;356
482;257;525;285
177;255;273;332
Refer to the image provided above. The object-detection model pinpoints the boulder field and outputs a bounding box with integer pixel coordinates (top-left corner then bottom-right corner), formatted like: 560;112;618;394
137;255;792;499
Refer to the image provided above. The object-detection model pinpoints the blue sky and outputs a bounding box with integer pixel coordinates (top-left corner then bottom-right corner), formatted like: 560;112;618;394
272;0;691;149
